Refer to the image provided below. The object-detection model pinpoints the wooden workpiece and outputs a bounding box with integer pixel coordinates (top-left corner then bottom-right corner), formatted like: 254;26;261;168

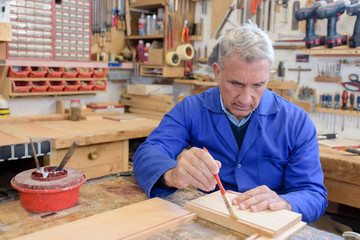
0;176;343;240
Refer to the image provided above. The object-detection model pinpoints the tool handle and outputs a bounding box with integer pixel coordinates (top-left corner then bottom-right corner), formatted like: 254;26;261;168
203;147;226;195
56;141;80;171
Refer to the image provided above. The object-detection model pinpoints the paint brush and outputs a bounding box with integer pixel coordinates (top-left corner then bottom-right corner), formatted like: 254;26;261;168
203;147;239;220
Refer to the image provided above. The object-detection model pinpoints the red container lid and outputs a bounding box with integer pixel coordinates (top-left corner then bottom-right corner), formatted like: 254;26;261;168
71;99;80;102
11;167;85;191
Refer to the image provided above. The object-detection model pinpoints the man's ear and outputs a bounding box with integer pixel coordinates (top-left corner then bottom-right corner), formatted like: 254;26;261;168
212;62;221;82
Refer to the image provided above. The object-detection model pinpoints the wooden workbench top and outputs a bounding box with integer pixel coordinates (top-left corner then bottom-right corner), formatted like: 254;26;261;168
0;176;343;240
0;114;160;148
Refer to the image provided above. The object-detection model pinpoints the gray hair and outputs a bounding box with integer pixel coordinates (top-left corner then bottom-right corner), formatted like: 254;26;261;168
218;23;274;69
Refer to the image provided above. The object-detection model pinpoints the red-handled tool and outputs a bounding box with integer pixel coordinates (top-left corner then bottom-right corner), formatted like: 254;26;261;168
181;16;189;43
203;147;239;220
168;15;174;49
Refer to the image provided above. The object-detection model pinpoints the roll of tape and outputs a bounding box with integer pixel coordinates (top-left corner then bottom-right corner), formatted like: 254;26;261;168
166;51;181;66
176;44;194;60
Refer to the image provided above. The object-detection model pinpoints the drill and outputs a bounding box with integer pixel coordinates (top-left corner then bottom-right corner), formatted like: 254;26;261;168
316;0;348;48
295;1;326;48
347;1;360;48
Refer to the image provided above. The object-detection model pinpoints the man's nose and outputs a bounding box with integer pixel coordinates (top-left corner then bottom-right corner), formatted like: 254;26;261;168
238;87;252;105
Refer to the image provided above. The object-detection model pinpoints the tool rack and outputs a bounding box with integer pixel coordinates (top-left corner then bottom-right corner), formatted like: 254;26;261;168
0;140;51;162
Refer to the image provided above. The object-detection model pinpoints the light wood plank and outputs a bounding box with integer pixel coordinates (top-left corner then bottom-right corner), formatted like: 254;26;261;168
185;191;304;238
14;198;196;240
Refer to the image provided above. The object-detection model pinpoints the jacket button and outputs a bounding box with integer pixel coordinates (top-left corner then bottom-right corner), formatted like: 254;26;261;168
237;164;242;168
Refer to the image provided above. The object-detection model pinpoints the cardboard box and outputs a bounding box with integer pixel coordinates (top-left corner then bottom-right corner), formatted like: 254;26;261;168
127;84;173;95
148;41;163;66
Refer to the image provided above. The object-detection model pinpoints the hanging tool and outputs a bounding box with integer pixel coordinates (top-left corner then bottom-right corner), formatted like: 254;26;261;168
181;0;185;15
288;66;312;84
267;0;272;31
214;5;235;39
168;15;174;49
169;0;174;11
350;93;355;111
175;0;178;11
342;74;360;92
261;0;266;29
184;60;193;77
346;2;360;48
251;0;257;23
291;1;300;30
277;61;285;81
105;0;113;42
181;16;189;43
255;0;261;26
295;1;326;48
316;0;348;48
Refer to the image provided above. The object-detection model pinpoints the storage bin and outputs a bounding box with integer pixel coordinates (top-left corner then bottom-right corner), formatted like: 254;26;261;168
63;81;80;91
93;80;107;91
8;66;30;78
31;81;49;92
62;67;79;78
77;67;93;78
12;81;32;93
48;80;66;92
29;67;47;78
46;67;64;78
92;68;107;78
79;80;95;91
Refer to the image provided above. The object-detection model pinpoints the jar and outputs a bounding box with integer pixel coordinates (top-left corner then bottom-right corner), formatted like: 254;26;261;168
70;99;81;121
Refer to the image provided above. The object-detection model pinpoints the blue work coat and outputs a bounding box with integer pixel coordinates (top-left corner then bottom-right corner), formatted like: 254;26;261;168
133;87;327;223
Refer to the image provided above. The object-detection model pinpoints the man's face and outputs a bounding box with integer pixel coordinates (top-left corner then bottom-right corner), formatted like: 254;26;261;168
213;54;271;122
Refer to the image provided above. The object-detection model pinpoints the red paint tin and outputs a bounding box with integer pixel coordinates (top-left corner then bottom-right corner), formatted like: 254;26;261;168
11;167;86;212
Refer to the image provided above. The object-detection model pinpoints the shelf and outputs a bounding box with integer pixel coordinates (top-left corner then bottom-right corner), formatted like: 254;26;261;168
140;65;184;77
125;34;164;40
0;60;108;68
315;107;360;116
302;46;360;56
267;81;298;90
174;79;218;86
129;0;165;8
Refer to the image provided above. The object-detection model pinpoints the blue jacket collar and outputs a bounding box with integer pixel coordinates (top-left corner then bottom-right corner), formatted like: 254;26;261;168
203;86;279;116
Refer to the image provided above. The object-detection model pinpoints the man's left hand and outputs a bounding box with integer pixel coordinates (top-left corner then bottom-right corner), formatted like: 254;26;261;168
229;185;292;212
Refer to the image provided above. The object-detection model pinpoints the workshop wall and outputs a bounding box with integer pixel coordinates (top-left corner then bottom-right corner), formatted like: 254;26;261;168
5;0;360;140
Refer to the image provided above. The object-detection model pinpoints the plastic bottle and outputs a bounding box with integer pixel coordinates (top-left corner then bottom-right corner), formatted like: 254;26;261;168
138;13;145;36
137;40;145;62
146;14;151;35
0;94;9;118
151;14;157;35
70;99;81;121
143;42;151;64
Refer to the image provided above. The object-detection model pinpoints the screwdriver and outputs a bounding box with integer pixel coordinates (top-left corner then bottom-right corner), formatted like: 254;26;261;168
350;93;355;111
342;90;348;110
327;95;332;109
334;93;340;109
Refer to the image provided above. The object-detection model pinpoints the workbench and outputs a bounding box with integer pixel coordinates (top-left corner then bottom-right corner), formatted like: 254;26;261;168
319;144;360;209
0;175;343;240
0;114;160;179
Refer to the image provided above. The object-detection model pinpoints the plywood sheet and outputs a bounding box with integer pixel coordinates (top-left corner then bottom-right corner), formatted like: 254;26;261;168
185;191;305;239
14;198;196;240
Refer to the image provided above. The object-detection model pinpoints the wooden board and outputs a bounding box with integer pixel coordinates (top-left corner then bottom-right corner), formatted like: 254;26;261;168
211;0;233;38
14;197;196;240
185;191;306;239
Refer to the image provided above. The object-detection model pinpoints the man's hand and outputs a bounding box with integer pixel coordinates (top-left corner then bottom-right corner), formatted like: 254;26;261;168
163;147;221;192
230;185;292;212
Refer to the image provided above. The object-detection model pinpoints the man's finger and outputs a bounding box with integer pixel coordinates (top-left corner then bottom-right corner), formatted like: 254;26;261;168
268;201;287;211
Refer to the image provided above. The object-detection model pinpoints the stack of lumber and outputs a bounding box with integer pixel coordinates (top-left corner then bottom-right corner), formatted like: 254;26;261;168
185;191;306;239
120;93;175;119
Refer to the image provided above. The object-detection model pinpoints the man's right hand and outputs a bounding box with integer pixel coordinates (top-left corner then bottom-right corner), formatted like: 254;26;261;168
163;147;221;192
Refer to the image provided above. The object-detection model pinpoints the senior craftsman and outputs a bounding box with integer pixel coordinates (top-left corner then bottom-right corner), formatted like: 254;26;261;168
133;23;327;223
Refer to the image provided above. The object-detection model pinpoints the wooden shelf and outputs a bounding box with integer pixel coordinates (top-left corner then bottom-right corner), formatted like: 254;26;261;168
174;79;218;86
0;60;108;68
314;76;342;83
267;81;298;90
315;107;360;116
302;46;360;56
129;0;165;8
125;34;164;40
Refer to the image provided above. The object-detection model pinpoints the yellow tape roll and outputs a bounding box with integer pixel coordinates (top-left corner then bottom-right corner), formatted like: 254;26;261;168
176;44;194;60
166;51;181;66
